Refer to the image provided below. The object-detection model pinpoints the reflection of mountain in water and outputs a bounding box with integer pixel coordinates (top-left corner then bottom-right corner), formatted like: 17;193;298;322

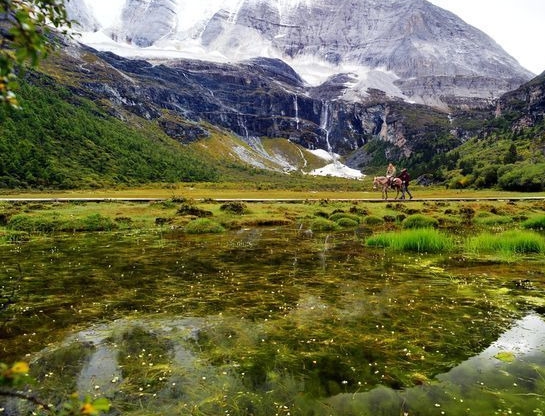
327;313;545;414
24;314;545;415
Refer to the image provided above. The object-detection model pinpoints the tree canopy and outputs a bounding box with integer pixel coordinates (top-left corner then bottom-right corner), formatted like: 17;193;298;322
0;0;71;107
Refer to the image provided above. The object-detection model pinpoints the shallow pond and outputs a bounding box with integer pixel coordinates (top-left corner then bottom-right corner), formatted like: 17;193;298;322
1;227;545;415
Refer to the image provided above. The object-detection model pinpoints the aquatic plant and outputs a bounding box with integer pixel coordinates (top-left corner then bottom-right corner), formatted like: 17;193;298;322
329;212;360;224
366;229;453;253
474;212;513;226
335;217;359;228
402;214;439;229
310;217;340;232
362;215;383;226
184;218;225;234
522;215;545;230
466;230;545;254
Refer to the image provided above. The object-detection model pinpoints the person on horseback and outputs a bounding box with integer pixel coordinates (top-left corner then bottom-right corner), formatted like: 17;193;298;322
398;168;413;200
386;163;396;188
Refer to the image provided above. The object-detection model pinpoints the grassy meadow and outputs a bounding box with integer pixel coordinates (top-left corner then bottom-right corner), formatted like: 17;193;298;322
1;180;544;258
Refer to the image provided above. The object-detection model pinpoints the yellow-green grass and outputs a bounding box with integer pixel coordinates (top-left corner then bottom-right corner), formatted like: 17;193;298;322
0;182;542;201
1;198;544;243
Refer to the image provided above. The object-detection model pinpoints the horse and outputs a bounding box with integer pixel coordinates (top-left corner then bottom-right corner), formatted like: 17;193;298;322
373;176;402;200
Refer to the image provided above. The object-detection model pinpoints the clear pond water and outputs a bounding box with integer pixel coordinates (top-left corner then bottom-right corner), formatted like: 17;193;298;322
1;228;544;415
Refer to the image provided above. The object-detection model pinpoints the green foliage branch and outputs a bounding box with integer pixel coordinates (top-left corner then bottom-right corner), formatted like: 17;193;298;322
0;0;71;107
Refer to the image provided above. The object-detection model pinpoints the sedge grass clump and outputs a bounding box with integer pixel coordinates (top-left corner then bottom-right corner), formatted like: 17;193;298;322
366;229;453;253
466;230;545;255
329;212;360;224
522;215;545;230
310;217;340;232
363;215;383;226
474;213;513;226
335;217;359;228
402;214;438;229
184;218;225;234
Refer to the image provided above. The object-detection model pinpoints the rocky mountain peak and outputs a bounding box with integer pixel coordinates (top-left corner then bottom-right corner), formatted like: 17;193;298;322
66;0;533;108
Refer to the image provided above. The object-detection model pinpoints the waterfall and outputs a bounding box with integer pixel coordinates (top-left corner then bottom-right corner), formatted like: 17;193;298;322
238;115;249;139
320;101;338;166
293;94;300;130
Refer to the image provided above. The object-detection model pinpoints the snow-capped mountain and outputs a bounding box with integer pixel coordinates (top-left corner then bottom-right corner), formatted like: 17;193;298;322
66;0;533;108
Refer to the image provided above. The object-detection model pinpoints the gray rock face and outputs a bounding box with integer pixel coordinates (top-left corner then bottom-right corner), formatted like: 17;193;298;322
201;0;532;102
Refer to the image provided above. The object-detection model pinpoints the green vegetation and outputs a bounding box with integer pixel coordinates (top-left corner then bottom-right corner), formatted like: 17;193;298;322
0;0;72;107
402;214;439;229
466;230;545;255
437;119;545;191
0;79;218;189
522;215;545;230
184;218;225;234
310;217;340;232
366;228;454;253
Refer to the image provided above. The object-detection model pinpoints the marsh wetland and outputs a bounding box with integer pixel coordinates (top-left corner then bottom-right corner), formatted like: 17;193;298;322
1;196;545;415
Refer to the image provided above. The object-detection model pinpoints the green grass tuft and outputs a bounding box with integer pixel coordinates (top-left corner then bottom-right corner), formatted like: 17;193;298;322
335;217;359;228
362;216;384;226
466;230;545;254
522;215;545;230
402;214;439;229
366;229;453;253
329;212;360;224
184;218;225;234
310;217;340;232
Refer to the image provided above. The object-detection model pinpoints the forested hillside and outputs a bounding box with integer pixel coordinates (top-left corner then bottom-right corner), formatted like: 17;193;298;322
435;72;545;191
0;76;218;189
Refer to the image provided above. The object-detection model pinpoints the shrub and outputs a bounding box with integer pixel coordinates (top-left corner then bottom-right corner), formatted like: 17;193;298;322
402;214;438;229
366;229;453;253
184;218;225;234
466;230;545;254
310;217;340;232
522;215;545;230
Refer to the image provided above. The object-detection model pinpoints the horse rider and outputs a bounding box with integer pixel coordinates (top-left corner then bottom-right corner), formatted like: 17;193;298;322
398;168;413;200
386;163;396;187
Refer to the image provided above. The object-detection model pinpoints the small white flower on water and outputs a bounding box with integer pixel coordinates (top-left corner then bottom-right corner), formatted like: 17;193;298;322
435;403;440;407
94;385;100;390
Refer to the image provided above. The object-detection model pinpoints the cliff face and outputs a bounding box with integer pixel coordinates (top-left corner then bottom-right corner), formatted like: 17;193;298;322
44;41;456;170
67;0;534;108
495;72;545;132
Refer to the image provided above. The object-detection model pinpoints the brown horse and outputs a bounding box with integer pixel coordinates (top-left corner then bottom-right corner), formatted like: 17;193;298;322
373;176;402;200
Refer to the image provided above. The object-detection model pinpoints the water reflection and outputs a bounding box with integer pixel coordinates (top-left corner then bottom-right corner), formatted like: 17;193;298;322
327;313;545;415
1;228;544;415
